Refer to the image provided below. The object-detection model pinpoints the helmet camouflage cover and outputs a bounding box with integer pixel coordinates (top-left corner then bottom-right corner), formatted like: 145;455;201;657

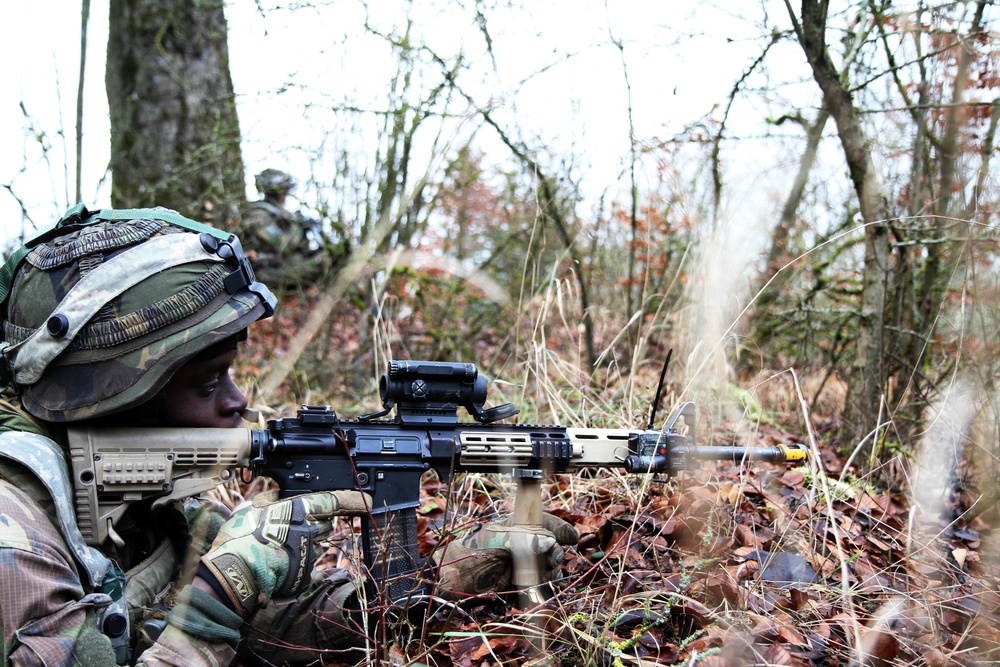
254;169;296;197
0;205;276;422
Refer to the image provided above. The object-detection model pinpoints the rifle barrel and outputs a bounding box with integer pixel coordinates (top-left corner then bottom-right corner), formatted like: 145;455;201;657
685;443;808;464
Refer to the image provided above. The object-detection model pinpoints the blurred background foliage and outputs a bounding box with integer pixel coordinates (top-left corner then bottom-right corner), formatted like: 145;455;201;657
3;0;999;486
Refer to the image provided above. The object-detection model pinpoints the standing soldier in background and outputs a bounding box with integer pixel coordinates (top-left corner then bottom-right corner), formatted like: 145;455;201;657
241;169;347;291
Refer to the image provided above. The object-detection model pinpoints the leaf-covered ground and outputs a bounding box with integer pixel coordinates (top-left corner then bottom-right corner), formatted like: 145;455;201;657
239;424;998;667
383;432;998;667
236;293;1000;666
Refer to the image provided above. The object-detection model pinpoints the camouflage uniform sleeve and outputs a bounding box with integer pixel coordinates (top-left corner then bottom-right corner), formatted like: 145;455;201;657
132;501;239;667
239;568;365;665
134;611;237;667
0;478;240;667
241;207;288;256
0;479;116;665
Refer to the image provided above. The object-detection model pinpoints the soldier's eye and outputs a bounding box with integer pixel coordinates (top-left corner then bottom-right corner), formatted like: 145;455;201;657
199;380;220;395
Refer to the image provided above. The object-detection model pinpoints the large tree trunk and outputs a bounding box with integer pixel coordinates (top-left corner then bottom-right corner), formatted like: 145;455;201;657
791;1;891;451
106;0;245;224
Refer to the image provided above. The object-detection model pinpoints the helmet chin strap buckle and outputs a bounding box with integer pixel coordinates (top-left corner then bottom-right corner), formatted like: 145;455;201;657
56;203;92;228
199;233;277;317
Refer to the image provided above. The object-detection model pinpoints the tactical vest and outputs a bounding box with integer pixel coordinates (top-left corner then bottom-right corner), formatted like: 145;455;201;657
0;432;132;664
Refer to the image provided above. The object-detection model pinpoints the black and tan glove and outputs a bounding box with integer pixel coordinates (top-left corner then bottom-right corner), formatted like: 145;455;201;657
436;513;578;596
198;490;370;618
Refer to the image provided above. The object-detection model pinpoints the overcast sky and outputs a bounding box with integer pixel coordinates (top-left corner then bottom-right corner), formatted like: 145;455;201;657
0;1;810;250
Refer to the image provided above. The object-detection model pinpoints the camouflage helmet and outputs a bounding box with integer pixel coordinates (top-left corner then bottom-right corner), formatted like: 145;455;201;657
0;205;277;422
254;169;296;198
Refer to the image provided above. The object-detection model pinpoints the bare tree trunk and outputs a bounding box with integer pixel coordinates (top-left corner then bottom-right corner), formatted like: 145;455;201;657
788;0;891;450
75;0;91;204
765;103;831;277
106;0;245;224
921;1;987;328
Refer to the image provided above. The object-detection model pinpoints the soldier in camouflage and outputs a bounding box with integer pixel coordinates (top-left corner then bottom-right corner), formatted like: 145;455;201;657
240;169;340;291
0;206;576;666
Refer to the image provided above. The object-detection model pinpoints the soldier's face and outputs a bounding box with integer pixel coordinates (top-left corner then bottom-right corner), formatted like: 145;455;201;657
161;349;248;428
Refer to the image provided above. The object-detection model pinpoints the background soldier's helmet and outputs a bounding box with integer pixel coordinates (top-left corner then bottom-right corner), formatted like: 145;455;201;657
0;205;277;422
254;169;297;198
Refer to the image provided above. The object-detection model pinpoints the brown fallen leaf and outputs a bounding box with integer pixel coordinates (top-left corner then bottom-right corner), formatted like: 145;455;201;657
860;628;898;667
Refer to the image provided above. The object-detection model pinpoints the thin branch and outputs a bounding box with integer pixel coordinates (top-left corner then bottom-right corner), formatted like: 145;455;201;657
710;31;780;223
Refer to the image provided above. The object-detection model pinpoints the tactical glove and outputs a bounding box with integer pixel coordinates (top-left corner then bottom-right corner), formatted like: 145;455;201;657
199;490;370;617
436;513;578;596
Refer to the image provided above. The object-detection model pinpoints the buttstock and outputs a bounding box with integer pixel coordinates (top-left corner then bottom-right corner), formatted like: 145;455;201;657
67;427;254;546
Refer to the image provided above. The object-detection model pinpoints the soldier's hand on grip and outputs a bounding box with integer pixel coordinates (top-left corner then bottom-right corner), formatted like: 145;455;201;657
199;490;370;617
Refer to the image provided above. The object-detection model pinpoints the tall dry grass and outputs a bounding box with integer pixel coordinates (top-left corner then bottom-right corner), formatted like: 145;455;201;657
231;232;999;665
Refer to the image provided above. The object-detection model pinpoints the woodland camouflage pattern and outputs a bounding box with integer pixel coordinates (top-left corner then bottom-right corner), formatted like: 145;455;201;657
0;435;363;665
436;513;578;595
0;213;362;664
0;430;115;586
1;219;266;421
0;452;238;666
240;200;330;289
0;472;113;664
201;490;371;618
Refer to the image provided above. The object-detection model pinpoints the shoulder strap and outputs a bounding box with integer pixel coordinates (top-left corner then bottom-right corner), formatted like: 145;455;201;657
0;431;110;585
0;431;131;664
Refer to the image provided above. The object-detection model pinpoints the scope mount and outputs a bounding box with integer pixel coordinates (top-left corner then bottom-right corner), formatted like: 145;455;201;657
359;360;519;425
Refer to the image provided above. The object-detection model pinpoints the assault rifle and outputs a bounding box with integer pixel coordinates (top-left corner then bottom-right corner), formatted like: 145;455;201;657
67;360;807;601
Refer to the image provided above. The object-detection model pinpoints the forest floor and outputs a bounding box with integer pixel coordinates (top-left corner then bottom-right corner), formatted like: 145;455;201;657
233;291;1000;667
371;429;998;667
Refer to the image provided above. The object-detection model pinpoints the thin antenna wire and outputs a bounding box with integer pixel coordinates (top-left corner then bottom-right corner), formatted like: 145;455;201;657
647;348;673;430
